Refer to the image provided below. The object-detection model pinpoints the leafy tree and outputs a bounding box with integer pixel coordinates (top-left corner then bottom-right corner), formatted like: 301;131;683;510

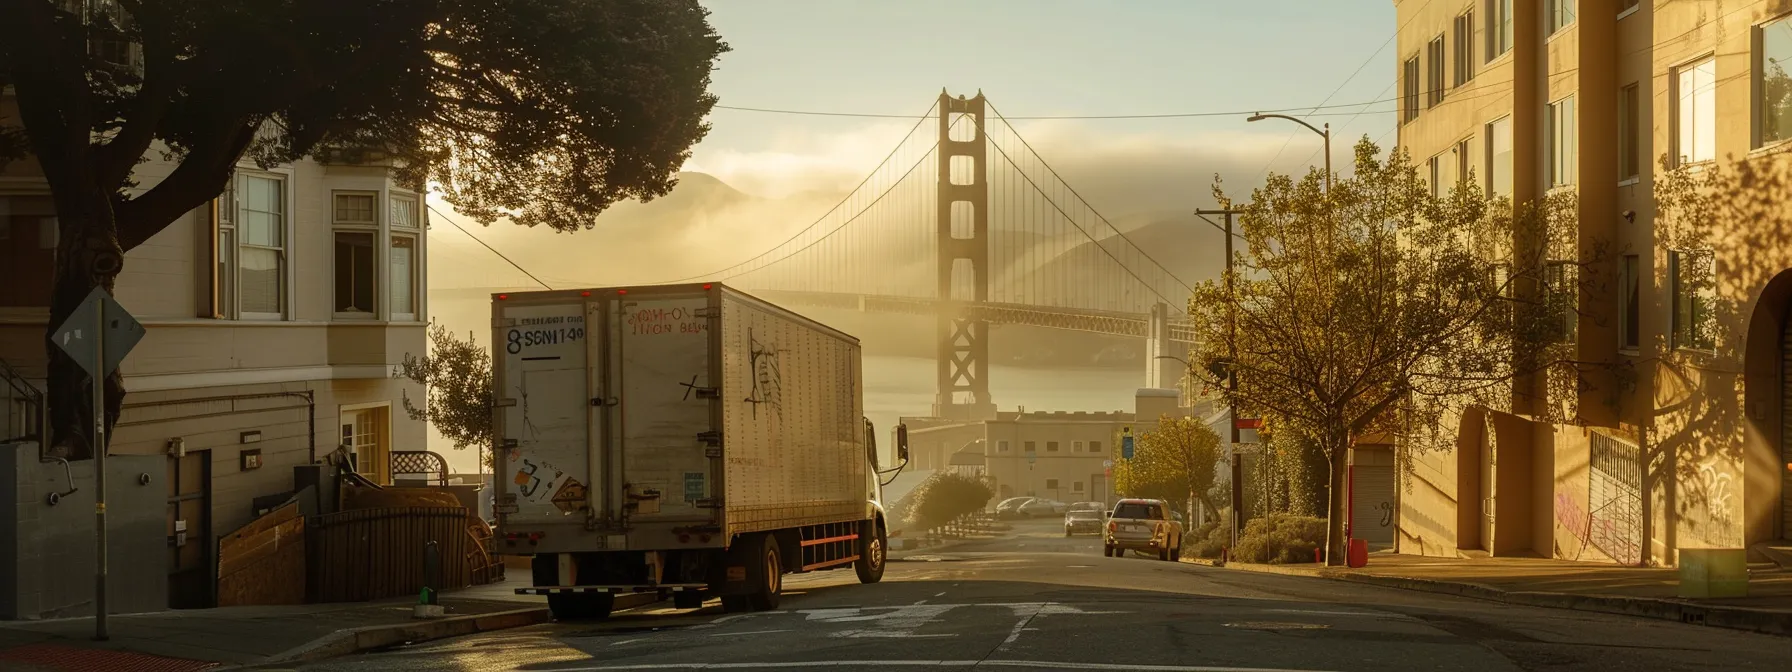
1189;139;1579;565
0;0;726;458
906;471;994;532
395;324;492;465
1112;414;1222;522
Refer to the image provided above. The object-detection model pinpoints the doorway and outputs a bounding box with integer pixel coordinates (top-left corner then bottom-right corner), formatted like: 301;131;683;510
340;405;390;485
166;449;212;609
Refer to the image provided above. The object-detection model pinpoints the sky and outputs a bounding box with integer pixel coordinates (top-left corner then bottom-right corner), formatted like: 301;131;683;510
685;0;1399;199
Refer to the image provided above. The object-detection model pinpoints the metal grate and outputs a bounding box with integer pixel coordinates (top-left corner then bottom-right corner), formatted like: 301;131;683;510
0;643;217;672
389;450;449;486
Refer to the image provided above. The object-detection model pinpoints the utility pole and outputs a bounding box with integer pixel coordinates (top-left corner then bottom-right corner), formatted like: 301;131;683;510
1195;207;1243;552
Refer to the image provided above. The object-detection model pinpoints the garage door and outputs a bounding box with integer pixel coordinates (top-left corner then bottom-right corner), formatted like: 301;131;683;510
1350;465;1396;551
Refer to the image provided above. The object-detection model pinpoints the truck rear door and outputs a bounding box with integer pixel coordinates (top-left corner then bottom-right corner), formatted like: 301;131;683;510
496;298;602;526
616;290;717;524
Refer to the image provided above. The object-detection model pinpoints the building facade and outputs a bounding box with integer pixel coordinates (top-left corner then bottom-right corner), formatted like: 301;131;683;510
1393;0;1792;565
1;140;430;612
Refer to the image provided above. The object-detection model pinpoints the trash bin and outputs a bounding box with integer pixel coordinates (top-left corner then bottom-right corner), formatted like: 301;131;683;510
1347;538;1368;568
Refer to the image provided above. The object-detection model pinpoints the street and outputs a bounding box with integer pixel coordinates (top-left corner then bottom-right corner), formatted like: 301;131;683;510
282;519;1788;672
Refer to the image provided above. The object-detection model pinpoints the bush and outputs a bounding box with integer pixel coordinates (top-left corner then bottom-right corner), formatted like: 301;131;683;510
1184;507;1232;559
905;472;994;531
1231;514;1327;564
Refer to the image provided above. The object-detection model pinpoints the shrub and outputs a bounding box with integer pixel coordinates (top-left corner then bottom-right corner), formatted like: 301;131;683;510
905;472;994;531
1184;507;1232;559
1231;514;1327;564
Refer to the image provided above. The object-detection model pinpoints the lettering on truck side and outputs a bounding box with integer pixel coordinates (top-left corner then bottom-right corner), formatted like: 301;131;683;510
504;315;586;355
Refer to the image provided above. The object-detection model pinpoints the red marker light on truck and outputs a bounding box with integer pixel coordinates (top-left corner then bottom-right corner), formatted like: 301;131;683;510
617;289;627;295
703;283;712;290
497;294;509;300
580;290;591;297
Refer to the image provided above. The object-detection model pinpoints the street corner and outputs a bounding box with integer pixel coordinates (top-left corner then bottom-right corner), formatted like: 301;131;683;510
0;642;218;672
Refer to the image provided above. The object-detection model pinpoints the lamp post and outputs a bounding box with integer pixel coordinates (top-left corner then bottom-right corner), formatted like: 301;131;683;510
1248;113;1331;194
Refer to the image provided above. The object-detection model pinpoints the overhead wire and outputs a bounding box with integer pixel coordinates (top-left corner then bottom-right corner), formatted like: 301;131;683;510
426;203;554;290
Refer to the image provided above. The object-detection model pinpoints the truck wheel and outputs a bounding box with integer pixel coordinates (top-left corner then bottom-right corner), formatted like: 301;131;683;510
854;521;886;584
673;590;705;610
746;534;783;611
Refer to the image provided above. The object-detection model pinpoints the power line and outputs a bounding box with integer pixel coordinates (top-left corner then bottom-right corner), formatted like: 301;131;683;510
426;203;554;290
713;96;1411;121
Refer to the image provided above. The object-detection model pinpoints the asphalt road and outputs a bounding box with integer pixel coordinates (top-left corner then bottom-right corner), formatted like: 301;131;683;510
282;519;1788;672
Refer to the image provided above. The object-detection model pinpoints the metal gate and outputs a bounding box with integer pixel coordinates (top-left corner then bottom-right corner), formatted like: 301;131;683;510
306;506;473;603
1587;431;1643;565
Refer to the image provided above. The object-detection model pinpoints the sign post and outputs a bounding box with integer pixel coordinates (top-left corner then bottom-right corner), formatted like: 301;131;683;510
51;288;144;642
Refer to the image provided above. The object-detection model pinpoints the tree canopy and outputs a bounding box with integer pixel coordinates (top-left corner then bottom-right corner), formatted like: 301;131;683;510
1112;414;1223;521
0;0;727;457
1188;139;1577;563
394;324;493;465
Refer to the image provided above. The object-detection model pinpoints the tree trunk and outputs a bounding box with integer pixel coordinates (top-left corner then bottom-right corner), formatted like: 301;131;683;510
44;184;126;460
1322;434;1349;567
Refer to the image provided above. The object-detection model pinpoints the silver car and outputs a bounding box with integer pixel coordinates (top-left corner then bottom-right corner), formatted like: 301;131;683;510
1103;498;1182;561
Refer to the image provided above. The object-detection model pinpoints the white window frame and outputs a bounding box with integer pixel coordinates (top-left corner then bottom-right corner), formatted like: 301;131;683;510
1073;440;1084;452
234;171;292;321
1486;0;1513;63
1673;55;1718;166
1486;116;1514;198
998;440;1010;452
1753;14;1792;149
1547;0;1577;36
1549;94;1578;187
388;192;422;322
332;191;381;320
1618;0;1640;21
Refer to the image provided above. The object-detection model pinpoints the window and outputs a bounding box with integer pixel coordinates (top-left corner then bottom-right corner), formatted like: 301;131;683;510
333;192;378;318
1428;155;1442;197
390;194;420;321
1620;83;1641;180
1621;254;1640;349
1548;0;1577;34
1675;57;1717;165
1403;56;1421;123
341;406;391;484
213;179;235;318
1546;261;1577;341
1549;95;1578;187
1427;35;1447;107
239;174;286;318
1024;441;1036;453
0;196;56;308
1671;250;1715;350
1046;441;1060;452
998;440;1010;452
1073;481;1085;493
1073;440;1085;453
1456;138;1473;187
1486;117;1513;198
1114;502;1165;520
1758;16;1792;146
1486;0;1513;62
1045;479;1060;490
1454;11;1476;86
1089;440;1101;453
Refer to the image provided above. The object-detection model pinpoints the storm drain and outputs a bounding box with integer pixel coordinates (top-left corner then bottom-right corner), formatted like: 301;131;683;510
0;643;218;672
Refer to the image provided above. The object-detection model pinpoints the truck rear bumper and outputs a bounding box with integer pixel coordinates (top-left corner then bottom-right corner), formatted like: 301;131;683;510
518;583;707;595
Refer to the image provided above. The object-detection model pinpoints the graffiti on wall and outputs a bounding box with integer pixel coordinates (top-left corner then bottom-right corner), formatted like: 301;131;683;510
1556;432;1643;564
1692;462;1738;546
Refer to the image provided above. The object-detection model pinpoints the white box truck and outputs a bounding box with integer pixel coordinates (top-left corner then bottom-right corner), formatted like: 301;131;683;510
491;283;907;619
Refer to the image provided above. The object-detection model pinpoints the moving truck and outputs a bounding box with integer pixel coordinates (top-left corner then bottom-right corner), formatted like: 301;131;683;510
490;283;907;619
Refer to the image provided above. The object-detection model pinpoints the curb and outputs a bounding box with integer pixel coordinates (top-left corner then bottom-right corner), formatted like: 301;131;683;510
1212;561;1792;638
232;593;659;669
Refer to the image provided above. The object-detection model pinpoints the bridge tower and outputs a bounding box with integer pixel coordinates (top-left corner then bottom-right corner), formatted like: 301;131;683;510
1144;302;1184;397
933;90;997;421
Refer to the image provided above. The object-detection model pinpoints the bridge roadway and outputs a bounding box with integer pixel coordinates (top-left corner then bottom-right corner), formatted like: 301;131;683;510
751;290;1197;344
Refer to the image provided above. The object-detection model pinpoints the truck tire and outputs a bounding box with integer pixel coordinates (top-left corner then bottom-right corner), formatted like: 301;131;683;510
854;520;886;584
746;533;783;611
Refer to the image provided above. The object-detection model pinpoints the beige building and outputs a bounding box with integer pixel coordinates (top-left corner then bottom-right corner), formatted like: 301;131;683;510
1;144;431;608
1392;0;1792;566
906;389;1214;507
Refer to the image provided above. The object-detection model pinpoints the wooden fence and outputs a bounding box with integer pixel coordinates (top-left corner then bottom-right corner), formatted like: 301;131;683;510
216;501;307;606
307;506;474;603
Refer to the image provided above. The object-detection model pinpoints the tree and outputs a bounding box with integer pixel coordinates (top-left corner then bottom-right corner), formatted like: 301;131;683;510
1188;139;1578;565
394;324;492;466
0;0;727;458
1112;414;1222;522
905;471;994;533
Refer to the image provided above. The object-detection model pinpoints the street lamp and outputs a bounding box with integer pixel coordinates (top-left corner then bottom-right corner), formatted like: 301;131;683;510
1248;113;1331;194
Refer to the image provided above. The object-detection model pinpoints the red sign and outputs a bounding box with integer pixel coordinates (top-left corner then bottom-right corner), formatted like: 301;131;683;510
1234;417;1264;430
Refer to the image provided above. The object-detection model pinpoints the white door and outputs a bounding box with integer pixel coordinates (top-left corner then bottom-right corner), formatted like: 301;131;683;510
340;408;387;484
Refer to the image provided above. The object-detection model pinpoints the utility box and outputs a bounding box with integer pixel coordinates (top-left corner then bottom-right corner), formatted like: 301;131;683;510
1677;548;1748;598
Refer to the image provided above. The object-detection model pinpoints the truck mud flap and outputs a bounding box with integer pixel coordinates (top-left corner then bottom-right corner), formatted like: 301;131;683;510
518;583;706;595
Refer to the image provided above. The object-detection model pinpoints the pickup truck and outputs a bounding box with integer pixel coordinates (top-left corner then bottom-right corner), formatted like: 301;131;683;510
1103;498;1182;561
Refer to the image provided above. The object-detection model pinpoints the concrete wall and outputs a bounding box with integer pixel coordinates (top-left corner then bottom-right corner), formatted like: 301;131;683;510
0;443;165;619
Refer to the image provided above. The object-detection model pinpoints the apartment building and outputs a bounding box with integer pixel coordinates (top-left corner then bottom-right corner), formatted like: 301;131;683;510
1392;0;1792;566
0;145;430;613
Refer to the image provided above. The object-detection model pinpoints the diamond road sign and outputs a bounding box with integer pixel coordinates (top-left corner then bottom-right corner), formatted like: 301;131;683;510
51;288;144;378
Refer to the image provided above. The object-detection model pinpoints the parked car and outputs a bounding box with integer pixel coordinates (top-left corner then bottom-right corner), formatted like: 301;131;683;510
995;497;1037;519
1103;498;1182;561
1064;509;1103;536
1067;501;1104;513
1019;498;1068;517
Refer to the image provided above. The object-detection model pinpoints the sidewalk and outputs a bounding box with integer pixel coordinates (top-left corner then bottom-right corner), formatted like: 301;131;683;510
1208;552;1792;637
0;582;553;671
